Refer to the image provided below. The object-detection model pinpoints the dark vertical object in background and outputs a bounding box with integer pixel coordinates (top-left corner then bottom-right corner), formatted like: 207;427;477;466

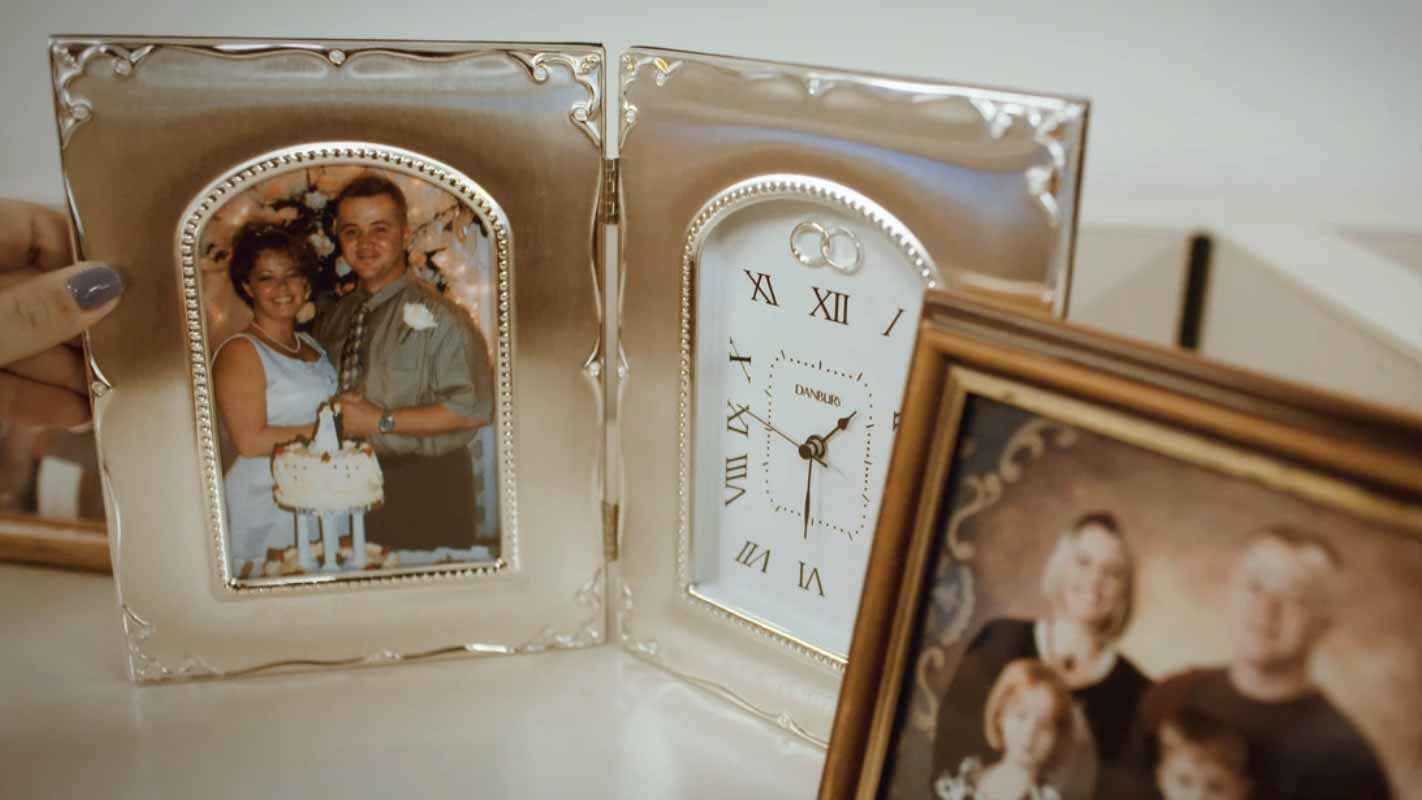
1177;233;1214;351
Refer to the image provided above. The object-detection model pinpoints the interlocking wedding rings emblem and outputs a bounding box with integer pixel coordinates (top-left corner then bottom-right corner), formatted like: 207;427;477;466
790;221;864;274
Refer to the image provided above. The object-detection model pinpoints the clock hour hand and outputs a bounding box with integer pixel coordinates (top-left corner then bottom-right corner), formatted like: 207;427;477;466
817;410;858;446
740;406;827;467
799;410;857;469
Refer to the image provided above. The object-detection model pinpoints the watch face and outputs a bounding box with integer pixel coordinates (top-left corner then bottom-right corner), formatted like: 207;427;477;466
683;176;941;661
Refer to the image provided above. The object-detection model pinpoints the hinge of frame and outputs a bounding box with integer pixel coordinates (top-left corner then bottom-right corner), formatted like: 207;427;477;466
602;501;620;561
601;157;620;226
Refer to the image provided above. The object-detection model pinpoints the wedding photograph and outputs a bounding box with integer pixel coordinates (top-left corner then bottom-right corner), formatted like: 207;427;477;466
876;394;1418;800
198;163;503;582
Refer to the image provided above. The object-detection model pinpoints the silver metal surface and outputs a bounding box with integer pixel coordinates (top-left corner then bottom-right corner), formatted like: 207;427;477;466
53;36;607;681
616;47;1087;744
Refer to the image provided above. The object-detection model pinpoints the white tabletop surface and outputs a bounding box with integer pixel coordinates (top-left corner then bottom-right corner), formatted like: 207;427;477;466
1;563;826;799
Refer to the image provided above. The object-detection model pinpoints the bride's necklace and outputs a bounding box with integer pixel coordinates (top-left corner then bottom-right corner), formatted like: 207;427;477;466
251;318;302;355
1045;621;1094;679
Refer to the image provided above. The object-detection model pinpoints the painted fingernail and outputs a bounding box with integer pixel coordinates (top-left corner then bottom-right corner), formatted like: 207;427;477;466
67;264;124;310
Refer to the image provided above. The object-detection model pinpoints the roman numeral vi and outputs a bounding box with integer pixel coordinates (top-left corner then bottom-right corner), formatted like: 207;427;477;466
797;561;825;597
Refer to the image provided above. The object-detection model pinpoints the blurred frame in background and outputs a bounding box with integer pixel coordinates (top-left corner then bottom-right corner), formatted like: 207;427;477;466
0;420;108;572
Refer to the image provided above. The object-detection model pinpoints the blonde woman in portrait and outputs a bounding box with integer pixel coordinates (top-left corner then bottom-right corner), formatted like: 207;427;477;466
213;225;339;578
934;659;1074;800
933;512;1149;798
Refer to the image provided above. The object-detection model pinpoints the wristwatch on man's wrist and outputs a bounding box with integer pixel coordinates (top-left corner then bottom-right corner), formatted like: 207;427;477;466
377;409;395;434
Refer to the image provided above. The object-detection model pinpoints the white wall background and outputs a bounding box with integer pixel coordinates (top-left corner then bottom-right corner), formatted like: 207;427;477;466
2;0;1420;230
3;0;1419;409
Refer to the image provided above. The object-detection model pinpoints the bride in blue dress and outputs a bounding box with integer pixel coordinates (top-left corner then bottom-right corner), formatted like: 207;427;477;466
213;225;339;578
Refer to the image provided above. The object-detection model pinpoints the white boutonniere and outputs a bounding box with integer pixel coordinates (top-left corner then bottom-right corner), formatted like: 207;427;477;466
402;302;436;331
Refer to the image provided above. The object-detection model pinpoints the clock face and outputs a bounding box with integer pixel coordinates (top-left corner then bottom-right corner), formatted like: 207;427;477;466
686;185;939;660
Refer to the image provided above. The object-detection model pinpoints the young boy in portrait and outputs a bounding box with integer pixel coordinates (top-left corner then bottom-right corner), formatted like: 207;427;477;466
1154;710;1252;800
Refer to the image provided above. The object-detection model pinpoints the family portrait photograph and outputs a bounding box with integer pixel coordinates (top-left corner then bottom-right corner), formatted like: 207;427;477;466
196;160;504;582
874;392;1420;800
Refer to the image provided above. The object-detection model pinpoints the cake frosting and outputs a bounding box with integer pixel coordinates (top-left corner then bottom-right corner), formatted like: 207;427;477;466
273;403;384;513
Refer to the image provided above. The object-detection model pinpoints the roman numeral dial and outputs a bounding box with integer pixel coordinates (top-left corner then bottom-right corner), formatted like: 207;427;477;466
690;206;937;661
809;287;849;325
724;454;748;506
744;270;779;306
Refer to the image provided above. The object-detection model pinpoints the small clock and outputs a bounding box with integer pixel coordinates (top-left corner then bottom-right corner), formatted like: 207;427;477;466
685;178;941;660
619;47;1086;745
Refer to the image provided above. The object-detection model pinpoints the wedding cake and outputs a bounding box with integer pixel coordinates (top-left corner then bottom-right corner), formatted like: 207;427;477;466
273;402;384;513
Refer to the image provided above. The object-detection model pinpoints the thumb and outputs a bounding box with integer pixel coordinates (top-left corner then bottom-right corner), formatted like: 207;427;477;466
0;261;123;366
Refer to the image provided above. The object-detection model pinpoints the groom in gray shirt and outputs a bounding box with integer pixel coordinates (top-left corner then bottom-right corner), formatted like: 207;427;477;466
316;174;494;552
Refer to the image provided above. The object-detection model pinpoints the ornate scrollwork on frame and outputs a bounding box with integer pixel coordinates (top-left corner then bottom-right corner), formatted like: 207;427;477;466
121;569;607;683
619;579;830;747
516;566;606;652
50;42;153;149
618;54;683;148
617;579;662;661
122;605;220;683
905;414;1076;733
511;51;605;148
946;416;1078;560
968;98;1085;227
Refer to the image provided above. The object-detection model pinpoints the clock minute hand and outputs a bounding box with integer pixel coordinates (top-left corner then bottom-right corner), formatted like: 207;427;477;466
802;457;814;540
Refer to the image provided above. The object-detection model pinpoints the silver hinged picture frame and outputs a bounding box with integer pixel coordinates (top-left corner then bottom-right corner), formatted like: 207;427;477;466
52;37;1088;747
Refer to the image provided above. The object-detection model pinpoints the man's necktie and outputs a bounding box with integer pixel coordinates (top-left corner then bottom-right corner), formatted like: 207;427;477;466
339;303;369;393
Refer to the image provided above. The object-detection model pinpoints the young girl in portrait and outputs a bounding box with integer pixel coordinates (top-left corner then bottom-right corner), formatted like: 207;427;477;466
934;659;1074;800
1154;710;1251;800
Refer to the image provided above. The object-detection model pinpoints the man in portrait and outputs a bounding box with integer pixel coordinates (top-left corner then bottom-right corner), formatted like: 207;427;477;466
1135;524;1390;799
315;174;495;552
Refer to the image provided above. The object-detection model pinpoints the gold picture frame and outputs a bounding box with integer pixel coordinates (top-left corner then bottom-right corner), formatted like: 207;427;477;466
0;421;108;573
0;513;108;573
821;291;1422;798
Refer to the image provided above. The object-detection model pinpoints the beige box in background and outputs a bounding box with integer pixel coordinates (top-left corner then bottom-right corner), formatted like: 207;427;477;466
1070;226;1422;414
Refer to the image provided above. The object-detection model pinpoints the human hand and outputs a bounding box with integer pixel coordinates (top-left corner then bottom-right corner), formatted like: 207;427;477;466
0;199;123;430
335;392;382;438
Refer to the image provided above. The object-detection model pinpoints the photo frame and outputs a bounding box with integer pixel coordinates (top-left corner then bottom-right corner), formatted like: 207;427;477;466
0;423;108;572
820;292;1422;798
180;144;515;588
53;37;608;679
51;37;1091;750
